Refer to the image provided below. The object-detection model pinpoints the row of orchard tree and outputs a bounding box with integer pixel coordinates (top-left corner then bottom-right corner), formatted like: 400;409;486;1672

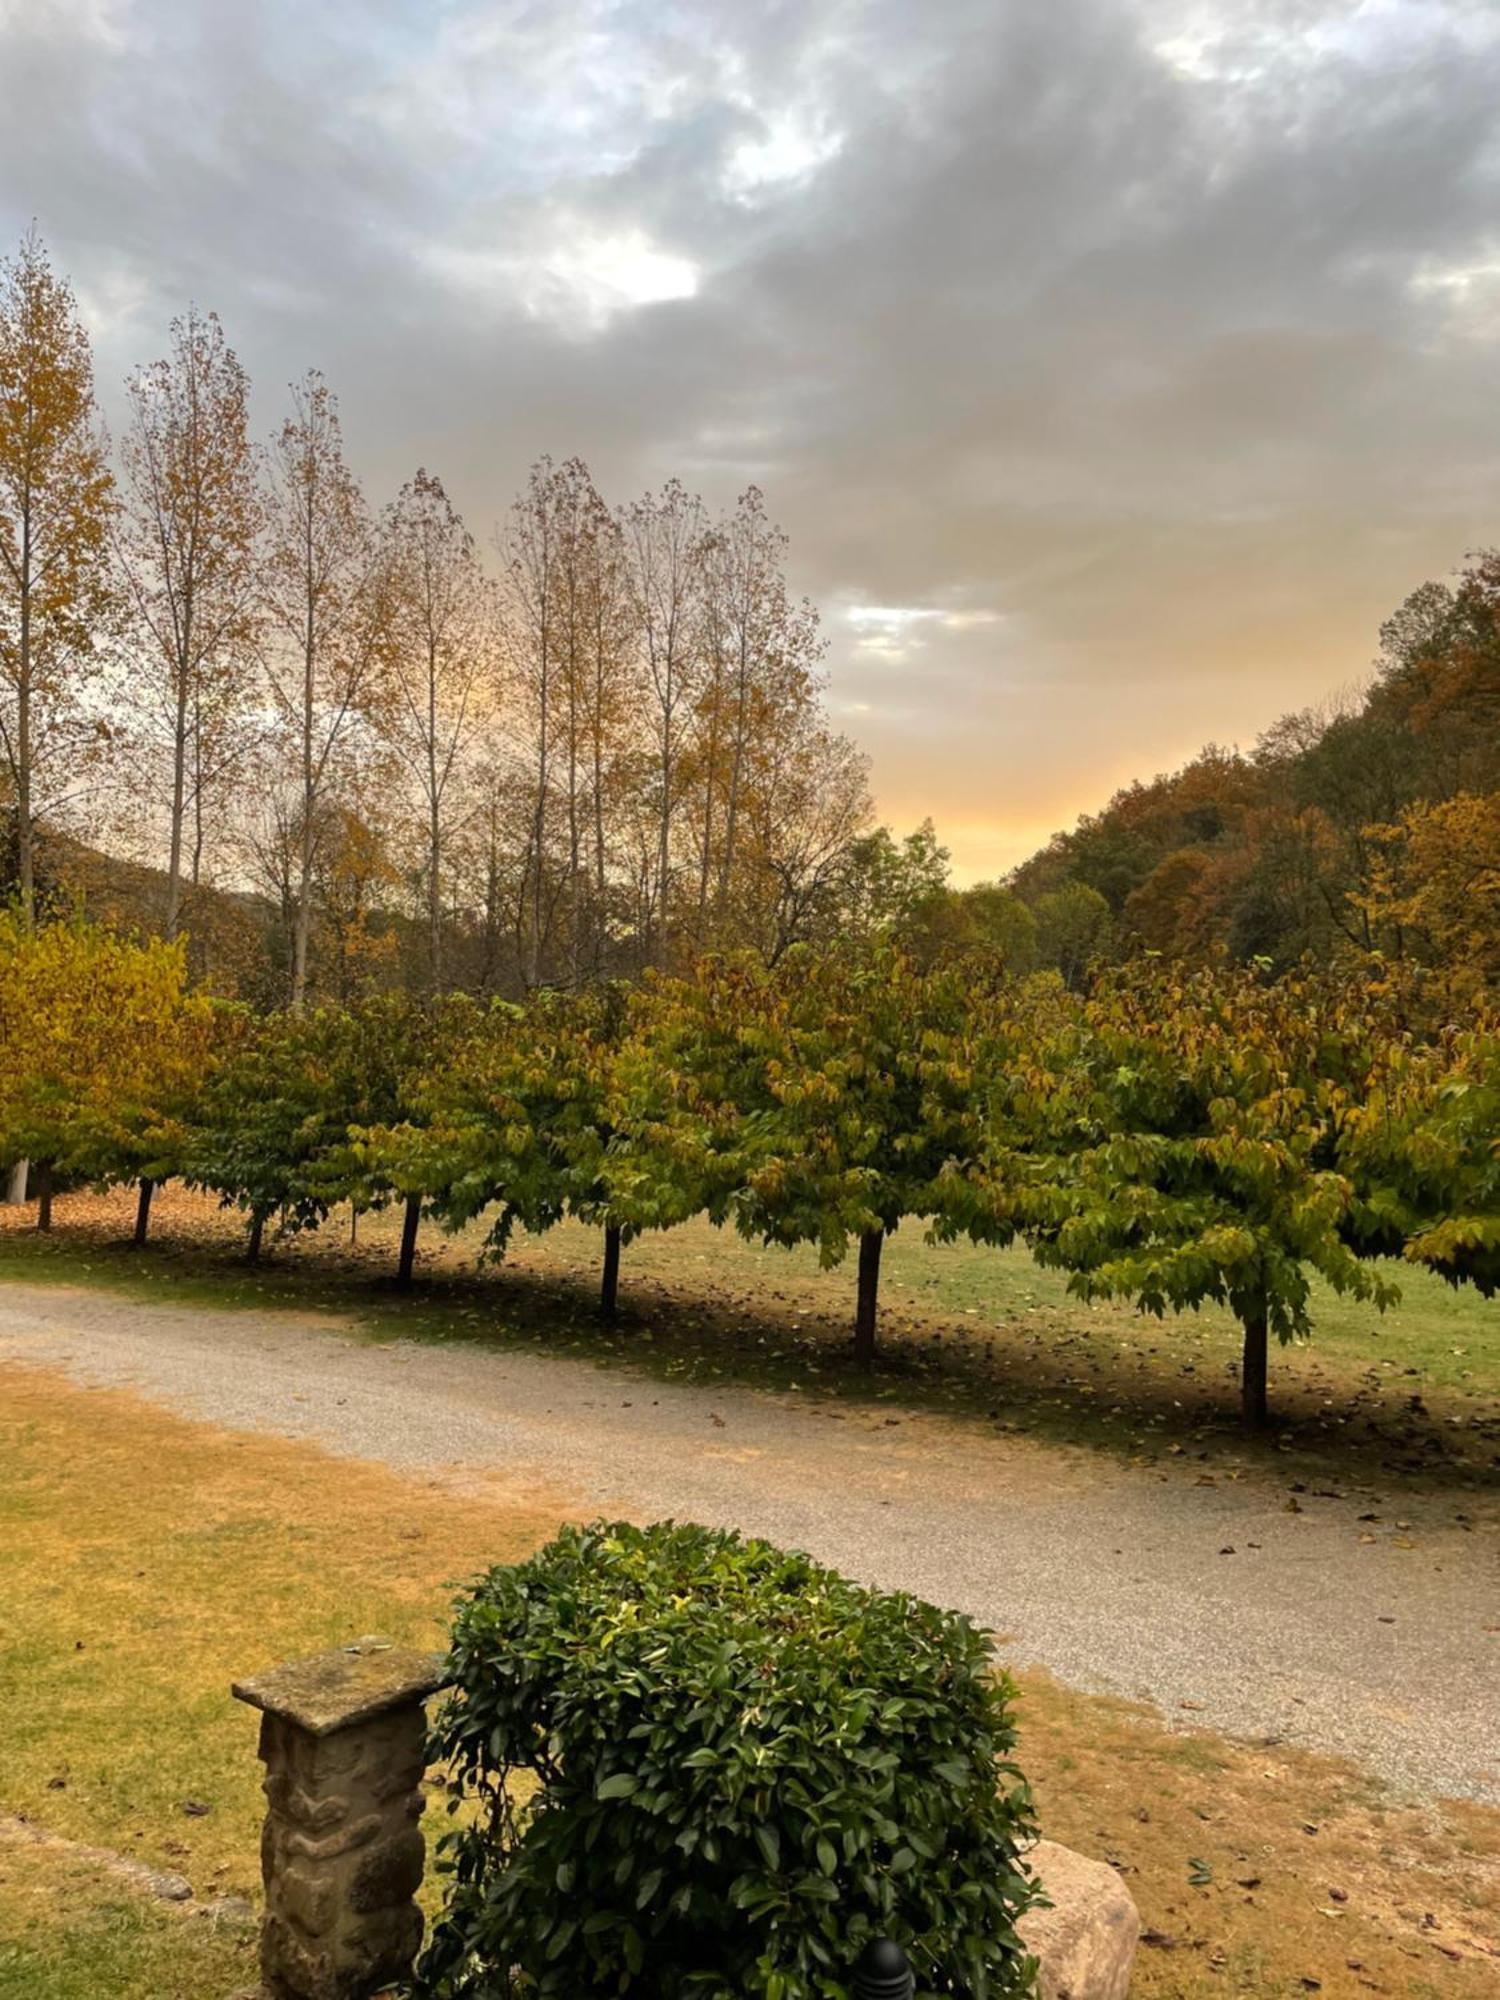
1;913;1494;1428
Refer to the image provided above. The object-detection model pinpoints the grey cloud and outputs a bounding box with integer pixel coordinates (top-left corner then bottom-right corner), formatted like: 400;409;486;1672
3;0;1498;874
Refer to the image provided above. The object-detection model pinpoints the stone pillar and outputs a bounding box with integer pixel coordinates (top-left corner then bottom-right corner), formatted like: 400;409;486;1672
232;1637;449;2000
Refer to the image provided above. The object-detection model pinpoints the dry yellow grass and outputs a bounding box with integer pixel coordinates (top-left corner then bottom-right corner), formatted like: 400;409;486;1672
0;1362;568;1997
1;1355;1495;1997
1020;1673;1498;1997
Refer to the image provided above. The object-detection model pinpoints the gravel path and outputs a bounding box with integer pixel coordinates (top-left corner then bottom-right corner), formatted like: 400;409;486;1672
2;1280;1496;1805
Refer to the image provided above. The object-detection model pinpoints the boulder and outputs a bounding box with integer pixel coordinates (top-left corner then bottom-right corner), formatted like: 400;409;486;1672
1017;1839;1139;2000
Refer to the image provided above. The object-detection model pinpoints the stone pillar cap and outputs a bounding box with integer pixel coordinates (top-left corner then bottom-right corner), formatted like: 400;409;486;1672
231;1636;450;1738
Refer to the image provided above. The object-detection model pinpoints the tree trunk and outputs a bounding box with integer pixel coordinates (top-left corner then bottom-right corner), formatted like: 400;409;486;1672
600;1223;622;1318
134;1178;155;1248
16;550;34;921
397;1194;421;1289
4;1160;27;1205
291;600;316;1010
247;1208;266;1263
291;846;313;1010
1241;1298;1269;1432
854;1228;883;1367
35;1159;53;1233
165;668;190;939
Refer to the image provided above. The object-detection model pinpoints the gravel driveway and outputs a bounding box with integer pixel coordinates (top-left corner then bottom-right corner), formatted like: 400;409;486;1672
2;1280;1495;1805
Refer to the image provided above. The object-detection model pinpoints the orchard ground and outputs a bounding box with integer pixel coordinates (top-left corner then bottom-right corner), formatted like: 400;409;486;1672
3;1185;1496;1489
1;1187;1497;1998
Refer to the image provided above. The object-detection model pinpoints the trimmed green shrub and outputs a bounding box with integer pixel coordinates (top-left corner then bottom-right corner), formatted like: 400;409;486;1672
415;1520;1039;2000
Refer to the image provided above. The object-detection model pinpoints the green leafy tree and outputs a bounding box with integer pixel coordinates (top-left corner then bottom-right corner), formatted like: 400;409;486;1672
371;981;738;1315
1340;1011;1500;1298
902;882;1038;971
654;948;1000;1363
967;959;1407;1428
1030;881;1111;988
187;995;441;1270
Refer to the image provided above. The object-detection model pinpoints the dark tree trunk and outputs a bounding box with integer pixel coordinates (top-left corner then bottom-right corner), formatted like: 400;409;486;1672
601;1224;622;1318
134;1178;155;1248
854;1228;883;1367
1241;1298;1269;1431
397;1194;421;1289
247;1208;266;1264
35;1159;53;1233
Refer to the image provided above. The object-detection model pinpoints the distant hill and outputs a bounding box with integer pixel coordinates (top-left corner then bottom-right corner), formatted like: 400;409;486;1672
1008;555;1500;992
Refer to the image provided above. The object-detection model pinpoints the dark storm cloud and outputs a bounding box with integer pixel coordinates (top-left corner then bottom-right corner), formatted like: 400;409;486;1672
4;0;1499;873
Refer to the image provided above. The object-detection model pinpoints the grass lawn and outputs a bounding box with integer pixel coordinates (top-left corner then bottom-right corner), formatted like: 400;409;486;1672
1;1361;1496;1998
2;1186;1495;1495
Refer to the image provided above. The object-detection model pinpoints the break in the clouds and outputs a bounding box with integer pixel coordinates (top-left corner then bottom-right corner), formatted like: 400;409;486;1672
4;0;1499;877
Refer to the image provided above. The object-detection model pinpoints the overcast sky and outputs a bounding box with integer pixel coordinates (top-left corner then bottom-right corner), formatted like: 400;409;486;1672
4;0;1499;877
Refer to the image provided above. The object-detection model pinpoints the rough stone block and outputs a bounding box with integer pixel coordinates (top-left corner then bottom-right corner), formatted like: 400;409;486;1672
1018;1838;1139;2000
349;1830;425;1914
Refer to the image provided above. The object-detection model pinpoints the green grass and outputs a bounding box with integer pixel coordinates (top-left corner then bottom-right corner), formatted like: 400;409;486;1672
2;1188;1495;1494
0;1849;254;2000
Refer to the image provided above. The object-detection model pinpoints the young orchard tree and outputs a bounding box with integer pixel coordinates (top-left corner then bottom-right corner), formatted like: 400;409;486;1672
262;372;387;1007
118;308;261;936
0;915;218;1235
363;989;608;1296
654;947;996;1363
1340;1008;1500;1299
187;995;440;1272
975;959;1406;1430
0;230;116;922
71;952;224;1245
382;470;493;992
535;978;751;1313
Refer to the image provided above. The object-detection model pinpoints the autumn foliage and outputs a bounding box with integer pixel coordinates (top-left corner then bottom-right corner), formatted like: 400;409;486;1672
2;912;1495;1431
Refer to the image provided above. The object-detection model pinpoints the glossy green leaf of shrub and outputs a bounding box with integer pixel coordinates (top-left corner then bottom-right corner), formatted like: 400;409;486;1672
414;1520;1040;2000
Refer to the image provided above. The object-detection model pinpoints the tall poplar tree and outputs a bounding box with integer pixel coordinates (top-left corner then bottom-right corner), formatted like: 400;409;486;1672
0;229;115;920
119;307;261;937
621;478;705;966
262;371;386;1006
382;469;493;992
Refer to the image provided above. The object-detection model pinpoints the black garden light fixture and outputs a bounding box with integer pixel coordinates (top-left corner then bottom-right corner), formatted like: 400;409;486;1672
852;1936;915;2000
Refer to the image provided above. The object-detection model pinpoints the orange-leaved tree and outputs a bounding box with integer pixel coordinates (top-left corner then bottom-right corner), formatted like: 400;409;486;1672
0;229;116;920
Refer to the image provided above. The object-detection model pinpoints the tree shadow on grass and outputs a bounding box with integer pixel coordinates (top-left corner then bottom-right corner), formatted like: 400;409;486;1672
2;1192;1495;1502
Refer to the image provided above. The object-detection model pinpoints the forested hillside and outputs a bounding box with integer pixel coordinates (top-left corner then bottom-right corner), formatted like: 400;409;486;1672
1008;556;1500;995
